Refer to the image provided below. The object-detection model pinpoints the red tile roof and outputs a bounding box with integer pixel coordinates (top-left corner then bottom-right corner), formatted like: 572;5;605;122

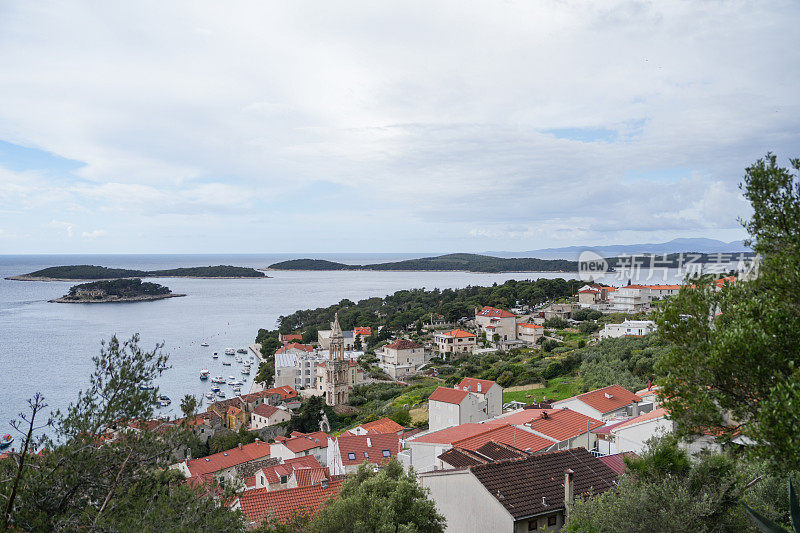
611;408;669;431
186;441;271;477
452;424;552;453
335;433;400;465
353;327;372;336
292;467;331;487
279;431;329;453
252;404;280;418
275;343;314;354
458;378;496;395
411;423;490;445
428;387;469;405
385;339;423;350
281;334;303;342
598;452;636;475
260;455;321;484
358;417;405;435
524;409;603;442
646;284;682;290
476;306;516;318
236;479;343;524
439;329;477;338
634;385;661;397
518;323;544;329
558;385;641;414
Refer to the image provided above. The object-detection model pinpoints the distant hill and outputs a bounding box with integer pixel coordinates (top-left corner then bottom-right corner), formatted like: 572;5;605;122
270;253;579;273
8;264;267;281
487;238;751;260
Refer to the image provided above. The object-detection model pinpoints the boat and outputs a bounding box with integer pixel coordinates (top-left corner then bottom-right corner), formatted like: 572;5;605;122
159;399;170;408
159;395;171;405
222;361;232;366
216;390;226;398
212;352;219;359
237;348;247;354
227;376;236;385
211;385;221;393
205;392;214;400
139;384;155;391
235;355;242;363
157;363;169;371
0;434;13;449
241;366;250;375
200;342;210;347
200;369;210;380
211;376;225;384
224;348;235;356
233;386;241;394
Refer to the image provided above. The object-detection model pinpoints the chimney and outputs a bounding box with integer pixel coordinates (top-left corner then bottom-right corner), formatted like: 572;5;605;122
564;469;575;517
366;437;372;447
238;443;243;450
477;383;482;393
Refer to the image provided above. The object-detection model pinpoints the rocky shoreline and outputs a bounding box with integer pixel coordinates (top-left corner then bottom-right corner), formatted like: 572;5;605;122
49;293;187;303
8;275;269;282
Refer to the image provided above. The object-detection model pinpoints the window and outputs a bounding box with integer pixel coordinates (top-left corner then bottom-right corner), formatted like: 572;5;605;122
363;452;369;458
280;475;287;484
528;519;538;531
348;452;356;460
548;516;557;526
382;449;391;457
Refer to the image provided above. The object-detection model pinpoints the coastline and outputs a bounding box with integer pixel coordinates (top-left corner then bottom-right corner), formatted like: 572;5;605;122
49;293;187;303
264;268;582;274
7;275;270;282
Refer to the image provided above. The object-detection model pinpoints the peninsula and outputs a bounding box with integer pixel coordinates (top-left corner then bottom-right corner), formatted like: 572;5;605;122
8;264;267;281
50;278;186;303
268;253;580;273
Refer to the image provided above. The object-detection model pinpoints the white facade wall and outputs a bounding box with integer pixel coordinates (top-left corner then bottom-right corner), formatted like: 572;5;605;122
475;315;517;342
609;288;652;312
613;417;674;454
428;399;461;432
550;398;604;421
599;320;657;339
434;334;476;354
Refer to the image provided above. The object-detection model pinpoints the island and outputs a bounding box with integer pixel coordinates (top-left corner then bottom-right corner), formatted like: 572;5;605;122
268;253;581;273
7;264;268;281
50;278;186;303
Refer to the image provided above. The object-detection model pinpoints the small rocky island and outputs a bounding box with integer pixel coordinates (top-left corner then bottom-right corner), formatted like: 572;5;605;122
50;278;186;303
8;264;268;281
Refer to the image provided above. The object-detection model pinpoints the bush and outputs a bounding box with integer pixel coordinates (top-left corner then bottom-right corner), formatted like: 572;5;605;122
544;317;569;329
579;321;600;334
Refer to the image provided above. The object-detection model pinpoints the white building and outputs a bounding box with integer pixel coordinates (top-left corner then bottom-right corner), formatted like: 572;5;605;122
270;431;329;466
599;320;657;339
611;408;673;454
516;323;544;344
428;385;490;432
609;285;652;312
377;339;425;380
326;433;400;475
248;404;291;430
434;329;477;355
552;385;644;421
474;306;517;342
456;378;503;418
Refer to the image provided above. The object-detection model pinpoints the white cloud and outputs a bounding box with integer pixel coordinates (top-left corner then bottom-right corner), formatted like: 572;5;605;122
48;219;75;238
81;229;107;239
0;0;796;252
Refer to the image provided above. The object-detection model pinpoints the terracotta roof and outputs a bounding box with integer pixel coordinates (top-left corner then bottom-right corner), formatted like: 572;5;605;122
597;452;635;475
578;288;600;294
411;423;490;445
353;327;372;336
278;431;329;453
292;467;331;487
469;448;618;519
591;418;633;435
634;385;661;397
335;433;400;465
623;284;650;290
227;406;243;416
646;284;682;290
244;476;256;489
259;455;321;484
557;385;641;414
252;404;280;418
438;329;477;338
524;409;604;442
385;339;424;350
476;306;516;318
275;343;314;354
438;441;530;468
489;409;550;426
518;323;544;329
428;387;469;405
458;377;497;395
281;334;303;342
437;447;493;468
236;479;343;524
185;441;271;477
358;417;405;435
611;408;669;432
452;424;552;453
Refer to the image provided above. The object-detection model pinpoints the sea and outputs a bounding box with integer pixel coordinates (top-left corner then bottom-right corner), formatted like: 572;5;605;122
0;253;688;433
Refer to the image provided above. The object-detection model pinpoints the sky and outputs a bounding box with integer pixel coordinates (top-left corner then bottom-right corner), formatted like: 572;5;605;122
0;1;798;254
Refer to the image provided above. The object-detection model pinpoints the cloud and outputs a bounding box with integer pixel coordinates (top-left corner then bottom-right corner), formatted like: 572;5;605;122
0;1;797;252
81;229;107;239
48;219;75;238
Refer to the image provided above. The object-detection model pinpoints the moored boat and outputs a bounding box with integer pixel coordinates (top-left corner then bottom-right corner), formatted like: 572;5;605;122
224;348;235;355
211;376;225;384
237;348;247;354
200;369;210;380
205;392;214;400
0;434;13;449
200;342;210;347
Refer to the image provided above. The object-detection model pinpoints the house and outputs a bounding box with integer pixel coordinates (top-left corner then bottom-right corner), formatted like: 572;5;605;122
475;306;517;342
427;386;487;432
543;303;576;320
516;323;544;344
249;404;291;430
377;339;425;380
437;441;531;468
634;384;661;406
327;433;400;475
609;285;652;312
172;440;271;485
353;326;372;348
457;378;503;418
227;406;246;430
489;408;604;452
208;387;298;430
273;344;318;389
607;408;673;455
254;455;321;490
434;329;477;355
278;333;303;343
231;478;343;528
419;448;618;532
346;417;406;436
599;320;657;339
270;431;329;466
552;385;644;421
317;328;355;350
287;466;331;489
646;284;682;298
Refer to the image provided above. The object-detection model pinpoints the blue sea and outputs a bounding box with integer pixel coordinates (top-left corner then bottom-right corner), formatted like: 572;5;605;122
0;253;689;433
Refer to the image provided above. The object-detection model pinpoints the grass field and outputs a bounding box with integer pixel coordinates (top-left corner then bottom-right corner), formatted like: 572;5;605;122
501;376;582;404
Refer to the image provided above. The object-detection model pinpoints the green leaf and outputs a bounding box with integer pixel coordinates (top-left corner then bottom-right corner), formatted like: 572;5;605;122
790;478;800;533
743;503;789;533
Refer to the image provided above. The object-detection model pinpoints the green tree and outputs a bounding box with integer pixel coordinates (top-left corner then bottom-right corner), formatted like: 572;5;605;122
311;460;445;533
656;154;800;470
0;334;243;531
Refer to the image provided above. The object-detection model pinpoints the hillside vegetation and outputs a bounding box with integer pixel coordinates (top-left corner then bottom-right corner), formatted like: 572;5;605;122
14;264;266;279
270;253;580;272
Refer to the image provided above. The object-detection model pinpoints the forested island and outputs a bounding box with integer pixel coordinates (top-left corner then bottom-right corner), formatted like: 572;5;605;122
268;253;580;273
269;251;756;273
50;278;185;303
8;264;267;281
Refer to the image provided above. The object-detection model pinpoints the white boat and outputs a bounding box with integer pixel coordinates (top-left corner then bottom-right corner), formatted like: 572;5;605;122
235;355;242;363
224;348;235;356
241;366;250;375
157;363;169;371
0;434;14;449
237;348;247;354
227;376;236;385
211;385;221;393
216;390;226;398
200;369;210;380
200;342;210;347
212;352;219;359
205;392;214;400
211;376;225;384
233;386;242;394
